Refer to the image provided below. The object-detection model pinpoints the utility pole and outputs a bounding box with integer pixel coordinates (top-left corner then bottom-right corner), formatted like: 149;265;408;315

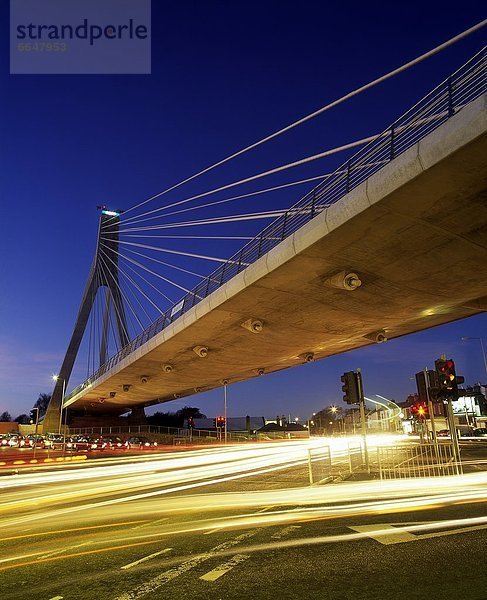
223;382;228;444
356;368;370;474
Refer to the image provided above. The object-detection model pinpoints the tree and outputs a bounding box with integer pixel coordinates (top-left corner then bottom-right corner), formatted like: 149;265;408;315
176;406;206;421
14;414;30;424
147;407;206;428
0;411;12;422
31;393;52;420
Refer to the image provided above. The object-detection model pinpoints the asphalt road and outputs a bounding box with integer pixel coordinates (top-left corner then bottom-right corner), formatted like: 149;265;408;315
1;440;486;600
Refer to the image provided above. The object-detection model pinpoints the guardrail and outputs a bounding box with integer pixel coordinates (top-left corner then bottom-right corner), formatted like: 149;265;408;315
67;47;486;402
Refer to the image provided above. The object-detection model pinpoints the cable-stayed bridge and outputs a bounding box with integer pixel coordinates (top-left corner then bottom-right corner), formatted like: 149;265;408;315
44;48;487;429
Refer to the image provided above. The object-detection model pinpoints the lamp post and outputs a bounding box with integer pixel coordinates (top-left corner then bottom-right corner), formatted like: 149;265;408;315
52;375;66;435
461;337;487;377
329;405;339;433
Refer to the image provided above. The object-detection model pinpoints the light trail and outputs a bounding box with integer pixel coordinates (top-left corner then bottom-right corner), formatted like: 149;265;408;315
2;437;485;579
0;470;486;572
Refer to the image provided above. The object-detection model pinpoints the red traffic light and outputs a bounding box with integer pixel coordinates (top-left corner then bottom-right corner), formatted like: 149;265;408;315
410;402;429;419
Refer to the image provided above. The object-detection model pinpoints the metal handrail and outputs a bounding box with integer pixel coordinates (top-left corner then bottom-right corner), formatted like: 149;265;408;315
66;47;486;403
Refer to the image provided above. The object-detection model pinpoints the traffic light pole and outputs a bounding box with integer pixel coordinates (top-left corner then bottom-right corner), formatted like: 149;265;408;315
356;369;370;474
446;397;461;473
423;368;439;459
224;384;228;444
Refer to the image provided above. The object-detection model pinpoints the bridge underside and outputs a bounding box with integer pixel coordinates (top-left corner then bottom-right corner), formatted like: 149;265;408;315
66;96;487;416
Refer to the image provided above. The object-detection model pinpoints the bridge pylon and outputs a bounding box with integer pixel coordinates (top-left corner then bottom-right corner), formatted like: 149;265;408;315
43;208;129;433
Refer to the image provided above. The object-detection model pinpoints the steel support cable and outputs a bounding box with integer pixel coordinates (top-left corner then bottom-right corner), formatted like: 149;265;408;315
122;235;255;240
100;243;159;320
103;20;486;224
86;267;97;378
118;245;224;283
131;239;251;265
117;170;358;228
104;246;195;295
115;253;175;305
118;96;475;231
100;237;251;265
98;251;145;335
99;244;166;318
104;242;216;290
94;268;103;372
97;254;139;338
106;294;120;355
99;246;157;323
112;212;290;235
116;163;390;229
117;135;379;229
90;268;100;376
97;253;142;336
111;210;307;234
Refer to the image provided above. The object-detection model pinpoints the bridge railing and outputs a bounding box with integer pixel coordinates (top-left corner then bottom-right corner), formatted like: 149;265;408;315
66;47;486;402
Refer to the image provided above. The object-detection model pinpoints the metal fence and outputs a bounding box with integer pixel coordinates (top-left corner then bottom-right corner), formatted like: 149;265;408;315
67;47;486;402
348;442;364;473
376;443;460;479
68;424;246;442
308;446;333;484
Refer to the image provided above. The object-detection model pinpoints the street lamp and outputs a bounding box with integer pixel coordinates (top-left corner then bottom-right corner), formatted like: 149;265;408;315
52;375;66;435
461;337;487;377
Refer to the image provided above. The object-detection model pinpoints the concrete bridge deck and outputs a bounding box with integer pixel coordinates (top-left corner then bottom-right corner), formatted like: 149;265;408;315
65;93;487;415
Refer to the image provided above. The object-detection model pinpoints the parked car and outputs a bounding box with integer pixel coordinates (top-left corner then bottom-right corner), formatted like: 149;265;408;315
66;435;91;451
87;436;108;451
436;430;450;437
126;436;158;449
7;435;21;447
0;434;14;447
46;435;67;450
472;428;487;438
101;436;128;450
21;434;52;449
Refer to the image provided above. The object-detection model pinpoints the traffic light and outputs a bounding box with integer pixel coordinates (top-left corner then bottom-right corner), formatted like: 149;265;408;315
415;371;439;403
187;416;194;429
415;372;427;403
410;401;429;420
215;416;226;428
434;358;465;399
341;371;360;405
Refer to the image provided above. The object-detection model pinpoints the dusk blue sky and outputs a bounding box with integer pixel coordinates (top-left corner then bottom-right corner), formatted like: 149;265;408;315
0;1;486;420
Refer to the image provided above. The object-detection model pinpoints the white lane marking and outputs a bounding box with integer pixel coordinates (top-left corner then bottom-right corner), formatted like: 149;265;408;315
131;517;169;530
114;529;258;600
349;522;487;545
203;528;223;535
38;541;91;559
121;548;172;570
271;525;301;540
348;524;417;545
200;553;250;582
419;523;487;540
204;505;277;535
